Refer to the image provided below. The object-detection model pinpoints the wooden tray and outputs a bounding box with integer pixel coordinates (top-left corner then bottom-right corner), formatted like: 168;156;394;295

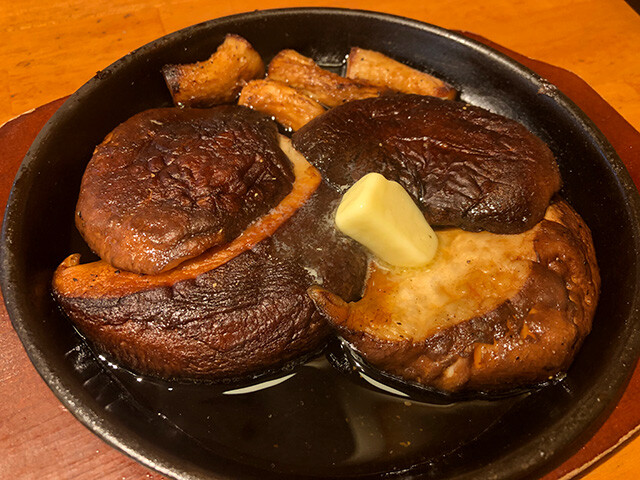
1;34;639;479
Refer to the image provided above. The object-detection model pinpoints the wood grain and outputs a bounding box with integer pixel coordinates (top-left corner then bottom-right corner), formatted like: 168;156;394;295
2;0;640;129
0;99;164;480
2;1;640;479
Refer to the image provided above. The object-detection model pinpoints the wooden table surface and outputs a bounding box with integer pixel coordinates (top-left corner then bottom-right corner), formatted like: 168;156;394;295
2;0;640;479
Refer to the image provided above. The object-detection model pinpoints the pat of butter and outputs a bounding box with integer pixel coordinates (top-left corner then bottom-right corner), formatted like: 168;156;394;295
335;172;438;267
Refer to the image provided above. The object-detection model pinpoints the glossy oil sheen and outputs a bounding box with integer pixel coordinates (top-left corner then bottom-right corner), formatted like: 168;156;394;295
2;8;640;480
67;339;531;478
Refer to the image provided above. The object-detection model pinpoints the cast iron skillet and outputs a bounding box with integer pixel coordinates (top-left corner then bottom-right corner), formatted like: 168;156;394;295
2;7;640;480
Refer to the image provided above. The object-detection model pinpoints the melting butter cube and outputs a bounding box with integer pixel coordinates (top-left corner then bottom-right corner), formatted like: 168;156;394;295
335;172;438;267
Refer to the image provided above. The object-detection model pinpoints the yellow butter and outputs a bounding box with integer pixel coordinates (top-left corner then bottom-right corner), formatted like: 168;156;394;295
335;172;438;267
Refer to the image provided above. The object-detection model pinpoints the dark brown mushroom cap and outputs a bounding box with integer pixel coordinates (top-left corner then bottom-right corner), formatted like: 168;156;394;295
309;199;600;393
76;106;295;274
56;241;329;379
55;180;368;380
292;94;561;233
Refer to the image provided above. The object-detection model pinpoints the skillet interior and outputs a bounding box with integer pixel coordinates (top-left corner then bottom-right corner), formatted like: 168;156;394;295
2;7;640;480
